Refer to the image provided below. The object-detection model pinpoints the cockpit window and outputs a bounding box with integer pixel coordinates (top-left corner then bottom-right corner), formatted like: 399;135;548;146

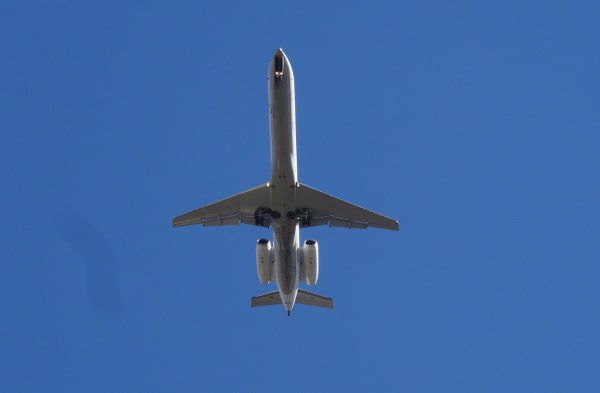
274;55;284;77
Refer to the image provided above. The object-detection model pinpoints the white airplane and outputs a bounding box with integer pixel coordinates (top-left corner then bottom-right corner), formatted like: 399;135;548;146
173;49;399;315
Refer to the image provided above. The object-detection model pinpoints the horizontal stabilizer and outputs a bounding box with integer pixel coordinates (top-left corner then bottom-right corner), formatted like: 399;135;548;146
296;183;399;231
250;290;281;307
296;289;334;309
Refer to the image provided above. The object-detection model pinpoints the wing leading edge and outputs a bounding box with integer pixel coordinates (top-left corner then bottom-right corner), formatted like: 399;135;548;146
296;183;399;231
172;183;271;227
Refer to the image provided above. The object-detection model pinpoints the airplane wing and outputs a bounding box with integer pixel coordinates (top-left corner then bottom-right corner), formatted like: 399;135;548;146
296;183;399;231
172;183;271;227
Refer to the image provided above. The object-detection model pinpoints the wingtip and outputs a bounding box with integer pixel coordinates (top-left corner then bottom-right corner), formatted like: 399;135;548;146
172;217;183;228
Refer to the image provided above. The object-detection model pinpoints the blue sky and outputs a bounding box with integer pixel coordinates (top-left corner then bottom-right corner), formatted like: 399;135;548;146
1;1;598;392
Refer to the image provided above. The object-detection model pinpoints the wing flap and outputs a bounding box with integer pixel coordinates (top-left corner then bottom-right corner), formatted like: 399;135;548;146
296;183;399;231
173;183;271;227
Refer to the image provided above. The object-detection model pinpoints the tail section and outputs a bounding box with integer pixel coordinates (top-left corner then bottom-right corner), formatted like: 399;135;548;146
250;290;281;307
296;289;334;309
250;289;334;310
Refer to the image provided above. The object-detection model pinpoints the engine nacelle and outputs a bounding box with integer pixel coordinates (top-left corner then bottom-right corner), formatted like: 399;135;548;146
256;239;274;285
299;239;319;286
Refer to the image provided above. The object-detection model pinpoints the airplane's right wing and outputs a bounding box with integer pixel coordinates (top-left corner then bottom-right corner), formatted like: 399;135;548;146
296;183;399;231
173;183;271;228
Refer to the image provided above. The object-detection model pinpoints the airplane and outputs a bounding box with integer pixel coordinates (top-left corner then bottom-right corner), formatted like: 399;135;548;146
173;48;399;315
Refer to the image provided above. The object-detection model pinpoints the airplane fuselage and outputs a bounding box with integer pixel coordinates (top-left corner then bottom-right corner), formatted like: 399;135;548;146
172;49;398;315
268;49;300;313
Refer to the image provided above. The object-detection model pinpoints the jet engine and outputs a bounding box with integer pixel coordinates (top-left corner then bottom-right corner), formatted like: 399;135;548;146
300;239;319;286
256;239;274;285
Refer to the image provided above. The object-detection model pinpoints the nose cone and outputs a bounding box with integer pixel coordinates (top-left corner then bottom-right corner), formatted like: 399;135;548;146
274;48;286;57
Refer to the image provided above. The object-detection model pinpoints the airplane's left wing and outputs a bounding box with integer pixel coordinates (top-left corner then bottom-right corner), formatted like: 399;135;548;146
173;183;271;227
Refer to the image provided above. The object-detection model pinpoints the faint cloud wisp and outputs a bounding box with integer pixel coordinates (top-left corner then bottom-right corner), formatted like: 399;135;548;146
59;214;123;318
